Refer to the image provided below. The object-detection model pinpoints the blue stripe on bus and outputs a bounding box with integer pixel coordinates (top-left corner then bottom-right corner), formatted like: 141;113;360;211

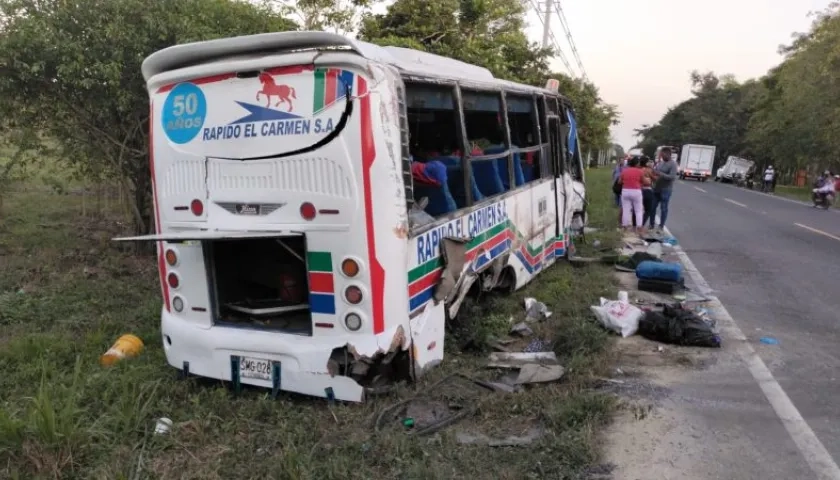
338;70;354;99
309;293;336;315
472;239;512;271
410;286;434;312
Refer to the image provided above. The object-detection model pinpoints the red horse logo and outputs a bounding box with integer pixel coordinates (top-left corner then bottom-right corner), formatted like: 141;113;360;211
256;72;296;111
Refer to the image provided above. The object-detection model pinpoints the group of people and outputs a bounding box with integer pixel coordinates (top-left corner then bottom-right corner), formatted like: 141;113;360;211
612;147;677;234
813;170;839;203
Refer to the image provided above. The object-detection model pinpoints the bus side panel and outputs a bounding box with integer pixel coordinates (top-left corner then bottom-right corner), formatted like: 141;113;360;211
363;67;414;355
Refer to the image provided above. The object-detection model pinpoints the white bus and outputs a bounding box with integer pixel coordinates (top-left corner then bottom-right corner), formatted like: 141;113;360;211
117;32;587;402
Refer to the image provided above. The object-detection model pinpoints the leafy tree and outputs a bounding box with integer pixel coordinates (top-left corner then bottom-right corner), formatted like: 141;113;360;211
0;0;295;233
360;0;618;149
272;0;380;34
635;3;840;180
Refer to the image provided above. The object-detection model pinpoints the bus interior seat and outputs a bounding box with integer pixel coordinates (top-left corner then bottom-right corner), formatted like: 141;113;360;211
521;150;536;182
431;156;484;208
488;145;526;189
472;149;506;195
411;160;456;216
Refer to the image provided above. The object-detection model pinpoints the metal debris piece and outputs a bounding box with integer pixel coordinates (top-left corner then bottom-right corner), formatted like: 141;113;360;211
510;322;534;337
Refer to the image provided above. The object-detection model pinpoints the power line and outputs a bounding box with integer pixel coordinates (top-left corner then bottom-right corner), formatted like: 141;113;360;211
527;0;575;77
553;0;587;80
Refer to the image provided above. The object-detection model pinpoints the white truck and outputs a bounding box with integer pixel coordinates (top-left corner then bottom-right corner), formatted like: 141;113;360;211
678;144;716;182
715;155;754;183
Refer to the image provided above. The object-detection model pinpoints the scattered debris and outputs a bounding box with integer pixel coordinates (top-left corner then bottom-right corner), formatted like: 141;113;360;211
760;337;779;345
100;334;144;366
590;296;643;337
510;322;534;337
645;242;663;259
524;297;551;321
637;304;722;348
487;352;565;384
154;417;173;435
592;239;602;248
456;426;545;447
523;338;553;352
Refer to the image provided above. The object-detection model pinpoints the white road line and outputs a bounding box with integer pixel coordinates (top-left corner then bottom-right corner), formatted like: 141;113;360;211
795;223;840;242
694;186;707;193
724;198;748;208
664;227;840;479
722;184;839;213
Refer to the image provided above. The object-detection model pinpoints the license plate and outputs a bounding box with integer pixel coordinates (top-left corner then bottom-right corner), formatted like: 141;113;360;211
239;356;272;380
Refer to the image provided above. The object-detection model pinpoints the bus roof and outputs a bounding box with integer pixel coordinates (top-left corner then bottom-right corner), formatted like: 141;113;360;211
142;31;565;99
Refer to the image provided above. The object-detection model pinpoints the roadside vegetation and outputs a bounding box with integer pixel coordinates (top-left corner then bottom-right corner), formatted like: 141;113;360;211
0;0;625;477
634;4;840;186
0;165;620;478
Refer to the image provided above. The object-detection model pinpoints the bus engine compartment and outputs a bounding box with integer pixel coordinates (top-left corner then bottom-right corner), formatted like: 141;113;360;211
208;236;313;336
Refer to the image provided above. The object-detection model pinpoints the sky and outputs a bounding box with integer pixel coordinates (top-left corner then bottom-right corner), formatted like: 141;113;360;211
522;0;834;150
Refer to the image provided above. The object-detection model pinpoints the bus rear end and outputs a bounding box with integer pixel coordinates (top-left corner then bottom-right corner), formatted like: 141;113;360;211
128;33;411;402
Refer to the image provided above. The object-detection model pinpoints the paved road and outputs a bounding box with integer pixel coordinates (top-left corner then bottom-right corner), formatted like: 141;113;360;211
665;179;840;478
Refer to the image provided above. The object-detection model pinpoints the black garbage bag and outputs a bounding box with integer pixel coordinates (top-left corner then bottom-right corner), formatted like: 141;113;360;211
638;304;721;348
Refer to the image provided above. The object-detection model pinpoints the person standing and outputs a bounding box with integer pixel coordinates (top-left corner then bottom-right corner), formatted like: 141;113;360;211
650;148;677;231
763;165;775;192
619;156;645;234
640;157;657;228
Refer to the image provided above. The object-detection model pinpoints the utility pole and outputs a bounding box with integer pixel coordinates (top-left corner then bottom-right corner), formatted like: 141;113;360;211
541;0;554;48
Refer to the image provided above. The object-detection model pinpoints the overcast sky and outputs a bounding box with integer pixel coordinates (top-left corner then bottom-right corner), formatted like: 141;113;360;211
522;0;834;150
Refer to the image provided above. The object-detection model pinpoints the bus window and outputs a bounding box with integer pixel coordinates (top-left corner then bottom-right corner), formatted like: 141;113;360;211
462;89;509;196
506;94;540;184
405;83;466;216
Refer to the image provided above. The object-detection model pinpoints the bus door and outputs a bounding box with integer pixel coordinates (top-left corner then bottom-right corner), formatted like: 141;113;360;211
546;114;571;257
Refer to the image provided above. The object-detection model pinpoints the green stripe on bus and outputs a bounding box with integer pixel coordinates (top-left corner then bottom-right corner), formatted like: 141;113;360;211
313;68;326;112
408;257;442;284
307;251;332;272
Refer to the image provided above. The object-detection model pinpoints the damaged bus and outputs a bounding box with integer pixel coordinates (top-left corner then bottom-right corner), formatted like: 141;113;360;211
117;31;587;402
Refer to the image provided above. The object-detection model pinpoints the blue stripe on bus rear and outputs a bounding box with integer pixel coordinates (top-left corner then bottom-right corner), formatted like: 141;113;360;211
309;293;336;315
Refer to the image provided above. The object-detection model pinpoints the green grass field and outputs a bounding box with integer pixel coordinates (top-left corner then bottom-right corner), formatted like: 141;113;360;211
0;168;620;479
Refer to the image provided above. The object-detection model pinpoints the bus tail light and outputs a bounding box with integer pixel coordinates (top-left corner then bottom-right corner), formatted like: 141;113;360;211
167;272;180;289
190;199;204;216
172;296;184;312
344;285;362;304
345;313;362;331
300;202;316;221
341;258;360;277
165;249;178;266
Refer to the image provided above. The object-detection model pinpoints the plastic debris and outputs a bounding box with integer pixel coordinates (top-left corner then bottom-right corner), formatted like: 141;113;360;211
402;417;415;428
100;334;144;366
760;337;779;345
524;297;552;321
154;417;173;435
590;297;643;337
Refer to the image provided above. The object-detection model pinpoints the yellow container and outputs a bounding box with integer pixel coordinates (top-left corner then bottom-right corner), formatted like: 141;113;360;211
100;334;144;366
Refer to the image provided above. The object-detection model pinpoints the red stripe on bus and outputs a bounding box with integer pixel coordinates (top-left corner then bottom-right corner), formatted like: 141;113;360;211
408;268;442;297
156;73;235;93
324;69;338;106
308;272;335;294
359;77;385;334
149;104;170;311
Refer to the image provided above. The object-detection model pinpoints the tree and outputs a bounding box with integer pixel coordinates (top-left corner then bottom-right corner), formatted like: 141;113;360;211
272;0;380;34
0;0;296;234
635;2;840;180
359;0;618;149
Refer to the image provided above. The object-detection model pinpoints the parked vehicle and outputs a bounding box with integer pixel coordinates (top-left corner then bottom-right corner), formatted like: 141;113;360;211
678;144;716;181
715;155;754;183
115;31;586;402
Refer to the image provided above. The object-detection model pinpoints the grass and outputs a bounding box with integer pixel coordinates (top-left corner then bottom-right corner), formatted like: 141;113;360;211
0;168;620;479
